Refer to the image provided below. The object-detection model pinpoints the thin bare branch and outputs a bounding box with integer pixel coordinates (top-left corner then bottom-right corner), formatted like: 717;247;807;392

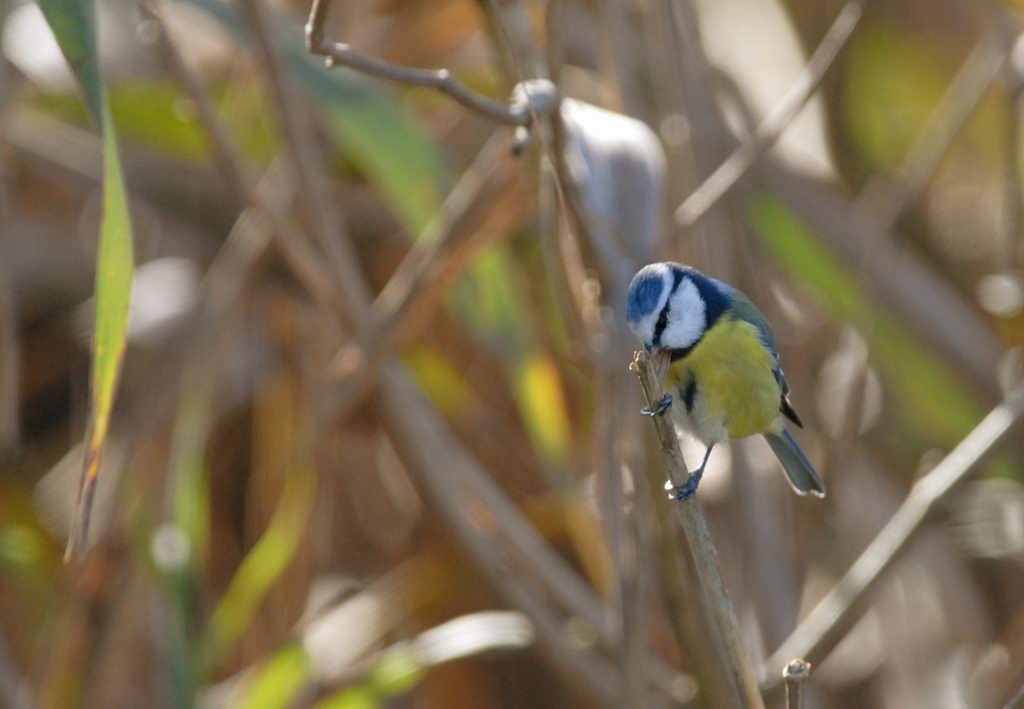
144;0;349;324
142;0;250;202
632;350;766;709
674;0;866;229
243;1;656;701
273;0;579;617
760;161;1004;400
761;386;1024;696
380;368;622;709
859;21;1013;229
304;0;531;126
242;0;368;319
324;130;516;415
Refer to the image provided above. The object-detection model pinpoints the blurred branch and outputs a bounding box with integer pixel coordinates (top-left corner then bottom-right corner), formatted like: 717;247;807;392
304;0;532;126
0;630;32;709
675;0;866;229
325;130;516;415
782;659;810;709
142;0;250;204
241;0;367;319
316;611;534;695
632;351;765;709
380;370;621;708
596;0;639;114
266;0;671;701
490;3;654;705
761;161;1004;399
1005;681;1024;709
143;0;349;325
858;21;1013;228
762;386;1024;697
296;1;686;702
1005;37;1024;268
0;40;17;450
0;137;18;451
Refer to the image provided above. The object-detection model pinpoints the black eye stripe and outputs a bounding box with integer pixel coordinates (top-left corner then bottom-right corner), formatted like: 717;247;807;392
652;269;685;348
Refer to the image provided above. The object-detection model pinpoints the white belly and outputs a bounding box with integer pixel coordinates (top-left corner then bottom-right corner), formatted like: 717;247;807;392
671;386;728;447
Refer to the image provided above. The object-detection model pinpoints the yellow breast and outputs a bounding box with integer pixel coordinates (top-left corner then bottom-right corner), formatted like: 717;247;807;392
666;317;781;439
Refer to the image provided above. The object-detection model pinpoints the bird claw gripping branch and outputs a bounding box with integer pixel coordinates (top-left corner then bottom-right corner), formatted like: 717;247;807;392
641;393;673;417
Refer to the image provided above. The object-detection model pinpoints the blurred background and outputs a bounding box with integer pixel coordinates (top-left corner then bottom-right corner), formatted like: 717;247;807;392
2;0;1024;707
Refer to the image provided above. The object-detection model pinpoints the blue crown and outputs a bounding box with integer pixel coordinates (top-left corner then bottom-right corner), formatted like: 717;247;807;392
627;266;670;323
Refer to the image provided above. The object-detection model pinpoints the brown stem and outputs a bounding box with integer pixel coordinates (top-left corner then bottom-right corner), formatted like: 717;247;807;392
632;350;766;709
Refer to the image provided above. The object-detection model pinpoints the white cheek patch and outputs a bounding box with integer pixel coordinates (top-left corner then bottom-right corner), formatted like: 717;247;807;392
661;278;706;350
631;264;674;345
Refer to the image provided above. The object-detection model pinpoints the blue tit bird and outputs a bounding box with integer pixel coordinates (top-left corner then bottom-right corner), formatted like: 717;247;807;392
626;262;826;500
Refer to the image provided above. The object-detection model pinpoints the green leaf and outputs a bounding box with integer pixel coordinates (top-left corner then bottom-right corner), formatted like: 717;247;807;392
0;524;45;569
200;467;316;671
313;686;380;709
37;0;135;558
453;245;528;355
170;370;214;568
36;0;102;124
30;77;280;166
241;644;312;709
514;354;572;467
403;345;476;416
368;647;424;696
322;102;444;233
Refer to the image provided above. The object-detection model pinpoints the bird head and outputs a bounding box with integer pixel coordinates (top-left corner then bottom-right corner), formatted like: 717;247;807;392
626;262;728;358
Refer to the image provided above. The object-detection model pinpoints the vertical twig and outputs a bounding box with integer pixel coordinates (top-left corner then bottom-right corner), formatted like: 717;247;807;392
783;659;810;709
632;350;765;709
324;130;516;415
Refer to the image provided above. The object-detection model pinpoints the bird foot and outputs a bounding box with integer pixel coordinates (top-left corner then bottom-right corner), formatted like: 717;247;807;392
664;470;704;501
641;393;673;417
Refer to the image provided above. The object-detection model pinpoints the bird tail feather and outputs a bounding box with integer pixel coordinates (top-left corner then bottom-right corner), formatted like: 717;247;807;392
763;429;826;497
